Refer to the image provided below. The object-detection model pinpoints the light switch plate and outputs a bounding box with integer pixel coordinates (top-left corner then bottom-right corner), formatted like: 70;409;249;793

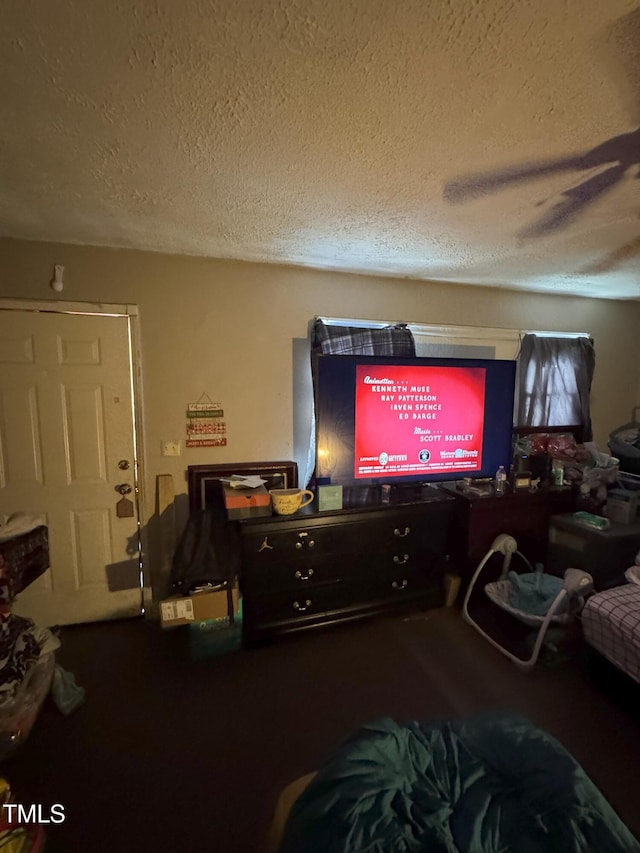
161;440;181;457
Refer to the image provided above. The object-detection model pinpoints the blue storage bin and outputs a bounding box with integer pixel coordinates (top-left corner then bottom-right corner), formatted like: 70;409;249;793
188;602;243;661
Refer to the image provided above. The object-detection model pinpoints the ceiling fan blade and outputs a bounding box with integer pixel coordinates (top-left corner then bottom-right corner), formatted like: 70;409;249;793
580;234;640;274
517;163;627;239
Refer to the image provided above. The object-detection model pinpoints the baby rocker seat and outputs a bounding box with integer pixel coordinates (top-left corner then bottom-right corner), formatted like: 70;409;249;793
462;534;593;671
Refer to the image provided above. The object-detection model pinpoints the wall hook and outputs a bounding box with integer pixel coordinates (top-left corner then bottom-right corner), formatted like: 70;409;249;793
51;264;64;292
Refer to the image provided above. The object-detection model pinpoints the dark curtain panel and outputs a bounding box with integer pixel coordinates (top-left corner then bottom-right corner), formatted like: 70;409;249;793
516;334;595;441
304;319;416;494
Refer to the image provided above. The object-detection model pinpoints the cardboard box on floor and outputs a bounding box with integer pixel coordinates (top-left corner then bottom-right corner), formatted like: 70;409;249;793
159;586;239;628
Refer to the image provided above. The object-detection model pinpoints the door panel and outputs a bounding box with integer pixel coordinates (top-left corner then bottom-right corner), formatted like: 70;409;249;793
0;310;141;626
0;384;44;485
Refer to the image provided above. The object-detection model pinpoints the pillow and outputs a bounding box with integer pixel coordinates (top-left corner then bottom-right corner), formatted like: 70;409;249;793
625;565;640;585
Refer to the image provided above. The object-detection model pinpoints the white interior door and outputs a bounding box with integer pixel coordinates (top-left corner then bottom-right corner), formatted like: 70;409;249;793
0;308;142;626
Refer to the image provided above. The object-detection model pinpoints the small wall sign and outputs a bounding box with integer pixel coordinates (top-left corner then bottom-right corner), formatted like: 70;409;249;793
186;393;227;448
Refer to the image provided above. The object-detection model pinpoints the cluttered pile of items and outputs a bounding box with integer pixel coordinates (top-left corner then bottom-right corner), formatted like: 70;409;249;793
512;429;639;524
0;512;87;852
0;514;85;794
0;514;58;761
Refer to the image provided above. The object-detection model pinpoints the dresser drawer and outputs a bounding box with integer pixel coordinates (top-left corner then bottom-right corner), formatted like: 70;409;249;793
243;571;445;640
240;524;355;564
240;506;451;567
350;545;445;582
387;510;451;554
360;560;430;592
241;555;342;594
242;542;445;593
244;582;355;631
359;567;445;609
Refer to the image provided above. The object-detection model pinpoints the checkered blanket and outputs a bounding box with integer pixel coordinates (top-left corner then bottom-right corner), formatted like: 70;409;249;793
582;584;640;684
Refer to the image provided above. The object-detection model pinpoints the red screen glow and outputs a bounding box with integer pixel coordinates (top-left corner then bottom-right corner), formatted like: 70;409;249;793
354;364;485;478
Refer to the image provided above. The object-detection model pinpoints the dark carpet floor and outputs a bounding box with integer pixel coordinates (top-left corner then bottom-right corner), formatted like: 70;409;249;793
4;605;640;852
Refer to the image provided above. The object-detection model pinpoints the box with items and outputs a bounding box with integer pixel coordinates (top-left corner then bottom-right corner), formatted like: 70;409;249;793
160;585;243;660
548;511;640;590
160;584;239;628
222;483;271;519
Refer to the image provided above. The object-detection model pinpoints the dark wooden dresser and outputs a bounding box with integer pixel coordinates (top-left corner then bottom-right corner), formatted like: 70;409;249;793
438;482;578;584
237;488;455;645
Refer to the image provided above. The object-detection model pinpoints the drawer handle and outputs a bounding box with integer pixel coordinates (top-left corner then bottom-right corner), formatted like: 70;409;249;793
294;569;315;581
392;579;408;590
295;540;316;550
393;554;410;565
293;599;312;612
394;527;410;537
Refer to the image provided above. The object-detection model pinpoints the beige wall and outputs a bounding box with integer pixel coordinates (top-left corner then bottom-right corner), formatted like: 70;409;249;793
2;237;639;584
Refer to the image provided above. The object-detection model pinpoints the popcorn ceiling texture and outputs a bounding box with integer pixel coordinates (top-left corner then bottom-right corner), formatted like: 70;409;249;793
1;0;639;298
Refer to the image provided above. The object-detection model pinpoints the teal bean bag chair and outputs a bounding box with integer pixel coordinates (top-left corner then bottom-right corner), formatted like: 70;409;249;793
279;712;639;852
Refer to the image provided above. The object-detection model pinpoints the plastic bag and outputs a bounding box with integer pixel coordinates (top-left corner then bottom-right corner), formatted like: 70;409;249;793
581;442;620;488
0;652;55;759
51;665;85;716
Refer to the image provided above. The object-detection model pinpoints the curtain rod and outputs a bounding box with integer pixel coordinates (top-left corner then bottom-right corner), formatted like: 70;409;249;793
317;317;590;339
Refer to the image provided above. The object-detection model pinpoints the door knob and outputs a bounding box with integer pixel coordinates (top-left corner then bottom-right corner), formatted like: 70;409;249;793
115;483;132;495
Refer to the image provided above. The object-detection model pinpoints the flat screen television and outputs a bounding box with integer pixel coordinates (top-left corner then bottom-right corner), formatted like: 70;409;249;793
315;354;516;487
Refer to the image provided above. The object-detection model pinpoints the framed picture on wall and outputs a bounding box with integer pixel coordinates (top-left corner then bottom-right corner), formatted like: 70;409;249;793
187;460;298;514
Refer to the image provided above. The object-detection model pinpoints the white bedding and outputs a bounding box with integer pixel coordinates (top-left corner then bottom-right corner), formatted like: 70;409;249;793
582;584;640;684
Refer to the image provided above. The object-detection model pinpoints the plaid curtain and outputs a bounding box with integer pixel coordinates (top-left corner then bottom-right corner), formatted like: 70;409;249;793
311;318;416;356
302;319;416;496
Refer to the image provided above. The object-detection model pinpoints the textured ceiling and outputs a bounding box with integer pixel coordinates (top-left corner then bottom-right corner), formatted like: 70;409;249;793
1;0;639;299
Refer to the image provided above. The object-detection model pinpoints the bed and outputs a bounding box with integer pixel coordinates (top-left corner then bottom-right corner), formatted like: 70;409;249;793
273;712;640;853
581;581;640;684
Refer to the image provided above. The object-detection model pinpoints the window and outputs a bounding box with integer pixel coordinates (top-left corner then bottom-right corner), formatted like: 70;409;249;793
515;334;595;441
